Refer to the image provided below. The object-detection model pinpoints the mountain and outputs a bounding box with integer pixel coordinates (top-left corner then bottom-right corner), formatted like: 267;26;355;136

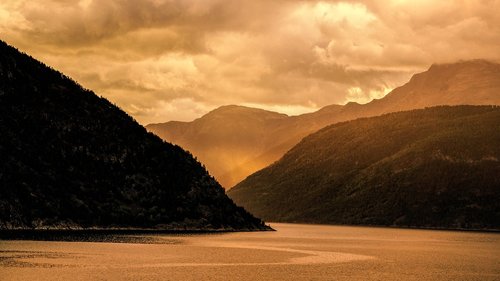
0;40;269;231
147;105;289;187
147;60;500;188
228;106;500;230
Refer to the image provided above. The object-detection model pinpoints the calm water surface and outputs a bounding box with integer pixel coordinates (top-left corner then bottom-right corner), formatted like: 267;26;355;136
1;223;499;280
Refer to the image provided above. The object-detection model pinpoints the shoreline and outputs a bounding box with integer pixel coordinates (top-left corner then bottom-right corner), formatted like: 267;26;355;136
266;221;500;234
0;227;274;242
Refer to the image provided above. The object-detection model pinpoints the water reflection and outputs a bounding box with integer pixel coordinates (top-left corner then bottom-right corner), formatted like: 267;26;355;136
0;223;498;281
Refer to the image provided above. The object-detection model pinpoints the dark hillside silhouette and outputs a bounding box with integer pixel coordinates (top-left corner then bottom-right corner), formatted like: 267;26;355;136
229;106;500;230
0;40;269;231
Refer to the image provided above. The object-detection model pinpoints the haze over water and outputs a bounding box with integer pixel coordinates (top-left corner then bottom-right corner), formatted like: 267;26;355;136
1;223;498;281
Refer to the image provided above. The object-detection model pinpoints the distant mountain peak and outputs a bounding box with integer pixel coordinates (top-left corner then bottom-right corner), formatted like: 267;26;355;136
429;59;497;70
198;105;288;123
148;59;500;188
207;104;288;116
344;101;362;107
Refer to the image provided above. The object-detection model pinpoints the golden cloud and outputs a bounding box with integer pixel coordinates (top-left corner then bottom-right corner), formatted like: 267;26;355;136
1;0;499;124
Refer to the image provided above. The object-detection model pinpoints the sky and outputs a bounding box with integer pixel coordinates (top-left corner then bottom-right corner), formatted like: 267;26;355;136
1;0;499;124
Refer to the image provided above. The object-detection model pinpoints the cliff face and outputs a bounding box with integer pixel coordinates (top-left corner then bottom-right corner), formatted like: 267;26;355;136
0;40;269;231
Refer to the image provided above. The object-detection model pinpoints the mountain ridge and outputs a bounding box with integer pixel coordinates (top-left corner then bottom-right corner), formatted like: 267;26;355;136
147;59;500;188
228;105;500;230
0;40;269;231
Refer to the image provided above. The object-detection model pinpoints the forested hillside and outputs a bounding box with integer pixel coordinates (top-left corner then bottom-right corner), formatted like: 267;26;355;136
229;106;500;230
0;40;269;231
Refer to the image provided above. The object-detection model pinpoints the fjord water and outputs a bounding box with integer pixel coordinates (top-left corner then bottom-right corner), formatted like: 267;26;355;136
1;223;498;281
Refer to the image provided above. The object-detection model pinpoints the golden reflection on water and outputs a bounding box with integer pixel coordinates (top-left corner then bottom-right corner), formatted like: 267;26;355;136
0;223;499;281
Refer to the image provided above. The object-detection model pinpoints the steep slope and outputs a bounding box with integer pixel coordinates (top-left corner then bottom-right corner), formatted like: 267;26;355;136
0;40;269;230
229;106;500;230
147;60;500;188
147;105;289;186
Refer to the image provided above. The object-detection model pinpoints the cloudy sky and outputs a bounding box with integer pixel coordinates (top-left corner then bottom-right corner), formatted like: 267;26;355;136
1;0;499;124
